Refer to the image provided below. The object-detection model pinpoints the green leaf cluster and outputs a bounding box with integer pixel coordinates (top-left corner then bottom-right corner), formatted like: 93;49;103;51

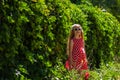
0;0;120;79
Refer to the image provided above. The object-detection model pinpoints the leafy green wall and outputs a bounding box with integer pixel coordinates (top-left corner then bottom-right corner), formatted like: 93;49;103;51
0;0;120;79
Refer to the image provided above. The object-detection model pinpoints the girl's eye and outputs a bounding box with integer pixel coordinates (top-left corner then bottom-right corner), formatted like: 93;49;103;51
74;28;81;31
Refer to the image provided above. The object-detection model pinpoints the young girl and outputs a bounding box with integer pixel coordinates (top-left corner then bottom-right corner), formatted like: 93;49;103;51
65;24;89;80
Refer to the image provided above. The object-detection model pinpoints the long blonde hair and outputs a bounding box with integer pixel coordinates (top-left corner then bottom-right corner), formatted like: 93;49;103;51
66;24;84;55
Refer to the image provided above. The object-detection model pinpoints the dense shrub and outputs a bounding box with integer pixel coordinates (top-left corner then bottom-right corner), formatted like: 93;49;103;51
0;0;120;79
78;2;120;68
89;62;120;80
48;59;120;80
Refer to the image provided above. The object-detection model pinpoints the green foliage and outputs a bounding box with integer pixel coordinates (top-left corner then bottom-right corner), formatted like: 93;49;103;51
89;0;120;21
45;60;120;80
78;3;120;68
49;59;87;80
89;62;120;80
0;0;120;79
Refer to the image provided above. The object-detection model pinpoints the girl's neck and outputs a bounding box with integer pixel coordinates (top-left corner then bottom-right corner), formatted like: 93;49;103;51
74;35;82;39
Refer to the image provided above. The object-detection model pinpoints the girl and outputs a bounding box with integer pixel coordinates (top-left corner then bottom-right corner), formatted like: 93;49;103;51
65;24;89;80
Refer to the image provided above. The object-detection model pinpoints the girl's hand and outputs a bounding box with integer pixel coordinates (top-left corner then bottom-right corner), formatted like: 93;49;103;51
70;58;73;68
85;59;88;63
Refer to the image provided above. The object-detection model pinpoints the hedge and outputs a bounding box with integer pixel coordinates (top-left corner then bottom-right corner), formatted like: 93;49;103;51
0;0;120;79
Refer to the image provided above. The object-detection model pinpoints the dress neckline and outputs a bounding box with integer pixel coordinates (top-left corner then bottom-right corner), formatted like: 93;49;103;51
73;37;82;40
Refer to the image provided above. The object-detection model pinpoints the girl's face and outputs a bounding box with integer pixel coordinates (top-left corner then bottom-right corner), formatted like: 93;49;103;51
73;26;82;35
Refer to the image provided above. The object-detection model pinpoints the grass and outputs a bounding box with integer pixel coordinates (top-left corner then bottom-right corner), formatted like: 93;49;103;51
51;60;120;80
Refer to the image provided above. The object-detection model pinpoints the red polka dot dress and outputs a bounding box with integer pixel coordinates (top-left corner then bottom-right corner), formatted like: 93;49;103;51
65;38;89;79
65;38;88;71
72;38;88;70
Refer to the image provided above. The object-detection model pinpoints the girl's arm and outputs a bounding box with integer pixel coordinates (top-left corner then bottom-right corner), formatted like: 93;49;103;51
83;40;88;63
66;38;70;56
69;39;73;67
83;39;85;49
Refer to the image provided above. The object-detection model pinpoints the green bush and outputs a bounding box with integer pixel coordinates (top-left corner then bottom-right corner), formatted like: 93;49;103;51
89;62;120;80
0;0;120;79
78;2;120;68
48;60;120;80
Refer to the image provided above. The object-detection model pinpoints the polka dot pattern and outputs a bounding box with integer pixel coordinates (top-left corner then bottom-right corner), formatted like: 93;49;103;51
71;38;88;70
